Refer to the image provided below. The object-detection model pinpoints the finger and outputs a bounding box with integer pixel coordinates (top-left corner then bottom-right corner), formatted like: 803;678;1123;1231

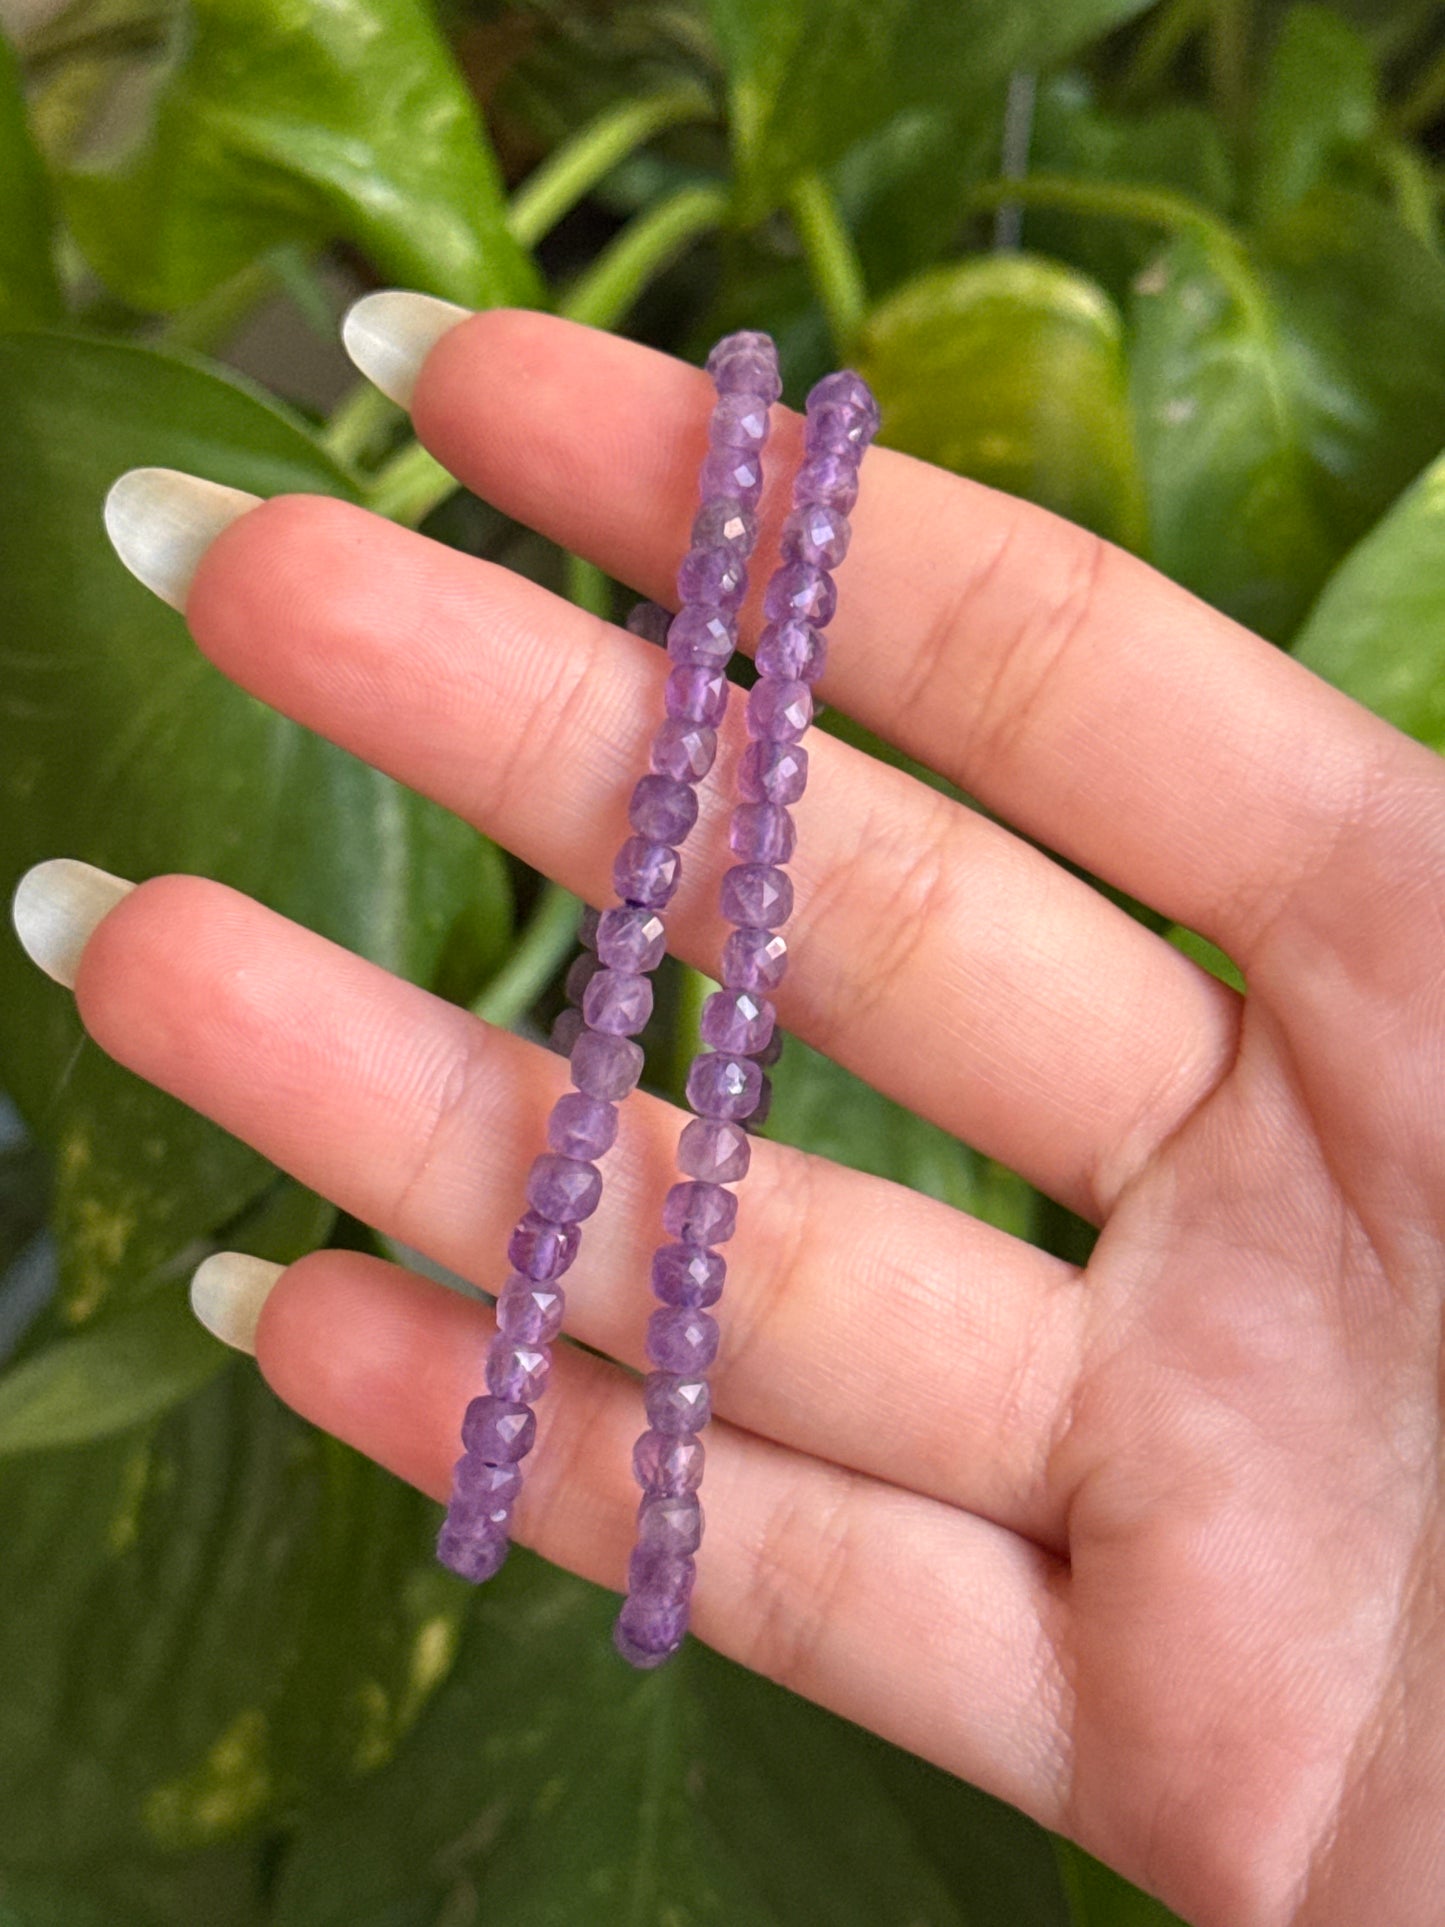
254;1245;1072;1827
74;871;1084;1545
186;494;1239;1222
406;306;1440;964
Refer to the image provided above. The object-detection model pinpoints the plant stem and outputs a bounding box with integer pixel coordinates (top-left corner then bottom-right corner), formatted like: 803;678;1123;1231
1205;0;1251;135
471;882;581;1029
1121;0;1207;102
992;70;1038;253
365;439;455;526
1396;39;1445;136
507;84;714;249
157;257;281;355
322;381;402;466
559;182;730;330
788;172;868;354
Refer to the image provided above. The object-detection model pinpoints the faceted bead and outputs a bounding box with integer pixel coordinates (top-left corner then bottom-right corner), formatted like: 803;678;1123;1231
692;499;757;552
780;500;851;570
550;1006;584;1055
666;664;730;726
747;1070;774;1129
721;925;788;993
596;905;666;974
446;1486;513;1538
698;447;763;506
625;600;672;646
547;1090;618;1162
564;950;600;1005
793;450;860;514
700;987;775;1056
526;1152;602;1223
666;604;735;667
809;400;875;457
676;544;747;609
763;562;837;627
709;390;771;448
613;1595;688;1667
707;331;782;402
738;740;808;805
677;1113;752;1184
651;717;717;784
628;773;699;845
628;1544;696;1605
582;968;653;1037
706;327;772;371
437;1518;509;1583
747;678;812;743
686;1049;763;1121
755;1026;785;1068
570;1029;644;1100
644;1372;712;1436
496;1274;566;1344
637;1489;705;1554
729;801;795;865
578;905;602;950
647;1305;721;1373
507;1209;581;1280
721;863;793;929
663;1180;738;1246
633;1426;707;1495
756;618;826;684
485;1338;551;1403
807;369;880;432
460;1392;536;1462
451;1454;523;1509
613;835;680;908
651;1242;726;1307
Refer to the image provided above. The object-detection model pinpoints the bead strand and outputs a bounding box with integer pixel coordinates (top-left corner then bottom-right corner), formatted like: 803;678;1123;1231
613;365;881;1668
437;332;782;1587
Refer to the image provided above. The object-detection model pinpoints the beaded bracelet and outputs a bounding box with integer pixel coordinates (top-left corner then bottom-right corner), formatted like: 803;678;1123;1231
435;330;783;1585
613;366;881;1669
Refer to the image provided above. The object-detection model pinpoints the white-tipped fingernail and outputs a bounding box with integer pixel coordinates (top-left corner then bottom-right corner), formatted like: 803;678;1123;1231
341;290;472;408
190;1252;286;1354
104;466;260;611
11;858;136;989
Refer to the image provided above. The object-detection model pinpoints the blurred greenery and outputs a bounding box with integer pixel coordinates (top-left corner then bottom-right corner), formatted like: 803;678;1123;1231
2;0;1445;1919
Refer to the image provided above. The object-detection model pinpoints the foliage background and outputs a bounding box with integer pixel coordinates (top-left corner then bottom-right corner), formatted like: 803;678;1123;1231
2;0;1444;1919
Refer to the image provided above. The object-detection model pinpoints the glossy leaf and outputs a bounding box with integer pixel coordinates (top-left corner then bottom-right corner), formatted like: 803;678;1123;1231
0;32;63;327
1251;5;1377;228
857;253;1145;547
60;0;541;312
1054;1839;1188;1925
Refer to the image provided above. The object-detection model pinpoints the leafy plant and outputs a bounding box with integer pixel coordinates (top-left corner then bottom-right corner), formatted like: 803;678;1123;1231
3;0;1445;1919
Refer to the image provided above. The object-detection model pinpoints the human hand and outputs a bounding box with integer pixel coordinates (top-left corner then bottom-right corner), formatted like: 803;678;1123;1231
18;303;1445;1927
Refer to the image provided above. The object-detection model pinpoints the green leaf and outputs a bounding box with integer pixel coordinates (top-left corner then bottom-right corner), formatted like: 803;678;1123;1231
707;0;1160;222
272;1554;1071;1925
1130;189;1445;640
1293;448;1445;753
1251;5;1378;229
59;0;541;312
0;32;63;327
0;332;505;1327
1164;925;1246;994
1055;1839;1187;1924
857;253;1145;547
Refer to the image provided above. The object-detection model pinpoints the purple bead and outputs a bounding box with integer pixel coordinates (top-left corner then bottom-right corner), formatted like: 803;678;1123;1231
738;740;808;804
793;451;859;514
526;1152;602;1223
666;605;735;667
614;1595;688;1667
663;1180;738;1245
763;562;837;627
508;1210;581;1280
596;905;666;974
651;1242;726;1307
747;678;812;743
676;545;747;610
707;331;781;400
570;1029;644;1100
637;1489;705;1553
666;664;730;726
748;1071;773;1129
628;1544;696;1604
721;863;793;929
614;836;680;908
578;905;602;950
706;327;771;370
755;1026;785;1067
686;1049;763;1121
437;1519;509;1583
692;499;757;552
628;773;699;845
809;401;875;458
709;390;771;449
647;1305;720;1373
780;501;851;570
806;369;881;436
564;950;600;1005
451;1454;523;1508
644;1372;712;1436
625;601;672;646
460;1393;536;1462
651;718;717;783
756;619;826;683
721;925;788;993
582;968;653;1037
547;1091;618;1162
700;987;775;1057
699;447;763;506
485;1338;551;1403
446;1485;513;1537
496;1274;565;1344
729;801;795;865
633;1427;706;1495
677;1114;752;1184
550;1007;584;1055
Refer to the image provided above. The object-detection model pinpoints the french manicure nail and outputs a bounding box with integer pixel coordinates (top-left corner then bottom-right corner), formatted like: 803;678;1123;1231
190;1252;286;1355
104;466;260;611
11;857;136;989
340;290;473;408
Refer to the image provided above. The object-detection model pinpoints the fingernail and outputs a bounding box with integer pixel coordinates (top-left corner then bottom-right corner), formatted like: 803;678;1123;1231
104;466;260;611
11;858;136;989
190;1252;286;1355
341;290;472;408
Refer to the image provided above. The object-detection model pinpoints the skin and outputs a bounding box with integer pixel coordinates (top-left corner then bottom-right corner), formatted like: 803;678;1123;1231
67;309;1445;1925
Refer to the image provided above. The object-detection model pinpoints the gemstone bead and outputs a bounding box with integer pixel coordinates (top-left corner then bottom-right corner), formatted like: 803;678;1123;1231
633;1427;707;1494
738;741;808;805
546;1091;618;1162
628;773;699;845
625;601;672;646
564;950;600;1005
628;1545;696;1604
644;1372;712;1436
595;905;666;974
729;802;795;865
663;1180;738;1245
485;1339;551;1403
806;368;882;437
666;664;730;726
755;619;826;683
647;1305;721;1372
446;1485;513;1537
452;1454;524;1509
706;331;783;402
747;678;812;743
613;835;680;907
763;562;837;627
613;1596;688;1667
578;905;601;950
692;499;757;552
700;987;775;1056
525;1153;602;1223
570;1029;644;1100
686;1049;763;1121
666;605;735;667
721;863;793;929
651;1242;726;1307
780;501;851;569
496;1275;566;1344
550;1007;585;1055
582;968;653;1037
747;1071;774;1129
460;1393;536;1462
437;1519;509;1583
676;545;747;609
793;451;860;513
651;717;717;783
507;1210;581;1280
720;925;788;993
755;1026;785;1068
809;401;874;456
709;390;771;448
637;1488;705;1552
698;447;763;506
677;1114;752;1183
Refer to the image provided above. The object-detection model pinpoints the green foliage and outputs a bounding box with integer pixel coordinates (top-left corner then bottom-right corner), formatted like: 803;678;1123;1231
0;33;61;326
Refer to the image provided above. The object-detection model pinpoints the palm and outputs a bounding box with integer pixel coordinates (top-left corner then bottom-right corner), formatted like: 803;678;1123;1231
72;310;1445;1927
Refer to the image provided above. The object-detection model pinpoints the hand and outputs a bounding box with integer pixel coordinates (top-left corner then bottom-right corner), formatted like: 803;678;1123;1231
31;306;1445;1927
